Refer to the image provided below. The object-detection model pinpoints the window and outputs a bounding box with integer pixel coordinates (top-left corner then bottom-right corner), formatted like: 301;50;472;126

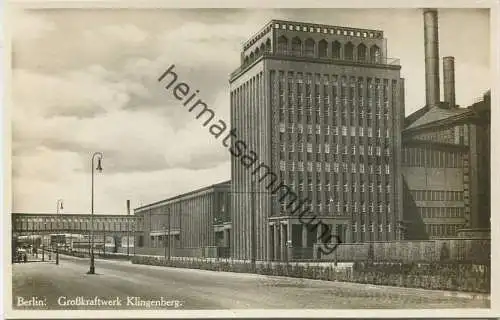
342;126;348;136
292;37;302;55
280;160;286;171
370;45;381;63
357;43;367;61
332;41;341;59
345;42;354;60
350;126;356;136
305;38;315;57
277;35;288;53
318;39;328;58
307;161;312;171
333;163;339;172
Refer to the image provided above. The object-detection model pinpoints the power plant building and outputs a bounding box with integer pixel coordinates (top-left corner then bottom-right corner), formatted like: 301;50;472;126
400;9;491;240
134;181;231;253
135;11;490;260
229;20;405;261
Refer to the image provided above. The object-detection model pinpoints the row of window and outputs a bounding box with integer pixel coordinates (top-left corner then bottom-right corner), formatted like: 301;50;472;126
279;109;390;126
279;161;392;174
410;190;464;202
418;207;464;219
279;142;391;155
278;133;391;146
415;125;468;146
402;147;464;168
280;153;391;164
352;223;391;233
279;173;391;187
279;124;391;137
271;71;398;92
279;202;392;215
274;35;382;63
281;182;392;192
276;81;394;107
279;112;390;127
426;224;466;238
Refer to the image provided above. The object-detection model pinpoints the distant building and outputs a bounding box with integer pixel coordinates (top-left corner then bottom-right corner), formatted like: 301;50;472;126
229;20;405;261
133;181;231;252
400;9;490;240
402;91;491;239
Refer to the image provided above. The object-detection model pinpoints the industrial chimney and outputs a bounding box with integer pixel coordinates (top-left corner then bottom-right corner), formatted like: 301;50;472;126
126;199;130;215
423;8;441;107
443;56;456;108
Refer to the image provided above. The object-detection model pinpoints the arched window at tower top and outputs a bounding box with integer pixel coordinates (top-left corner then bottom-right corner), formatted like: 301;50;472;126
292;37;302;56
318;39;328;58
344;42;354;60
305;38;315;57
277;36;288;54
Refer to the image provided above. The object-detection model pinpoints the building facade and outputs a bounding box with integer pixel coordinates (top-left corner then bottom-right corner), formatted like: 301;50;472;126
230;20;405;261
402;91;491;239
400;9;490;240
134;181;231;252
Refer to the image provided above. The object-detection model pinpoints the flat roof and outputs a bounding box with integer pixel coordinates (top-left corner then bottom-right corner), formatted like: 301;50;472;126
134;180;230;212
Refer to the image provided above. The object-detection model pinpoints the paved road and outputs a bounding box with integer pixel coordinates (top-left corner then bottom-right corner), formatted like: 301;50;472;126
11;254;489;310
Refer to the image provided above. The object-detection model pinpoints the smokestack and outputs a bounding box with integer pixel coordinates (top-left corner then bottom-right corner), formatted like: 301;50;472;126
443;56;456;108
423;8;440;107
126;200;130;215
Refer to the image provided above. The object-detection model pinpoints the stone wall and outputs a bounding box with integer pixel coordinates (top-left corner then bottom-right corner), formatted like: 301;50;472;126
131;256;490;293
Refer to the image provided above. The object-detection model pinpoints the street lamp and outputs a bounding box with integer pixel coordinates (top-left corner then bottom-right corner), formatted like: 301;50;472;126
162;224;167;259
88;152;103;275
56;199;64;265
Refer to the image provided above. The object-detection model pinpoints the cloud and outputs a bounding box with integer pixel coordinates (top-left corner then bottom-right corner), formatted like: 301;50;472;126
10;8;490;214
11;9;56;41
12;68;132;119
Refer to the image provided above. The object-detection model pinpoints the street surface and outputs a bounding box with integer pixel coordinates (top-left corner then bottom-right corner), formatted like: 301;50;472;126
12;254;490;309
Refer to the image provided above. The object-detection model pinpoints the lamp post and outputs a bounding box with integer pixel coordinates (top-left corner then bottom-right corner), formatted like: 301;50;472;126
56;199;63;265
42;222;47;262
163;224;167;259
168;208;171;261
88;152;103;275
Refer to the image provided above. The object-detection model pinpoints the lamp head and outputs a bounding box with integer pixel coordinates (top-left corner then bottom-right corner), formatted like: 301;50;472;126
96;157;103;172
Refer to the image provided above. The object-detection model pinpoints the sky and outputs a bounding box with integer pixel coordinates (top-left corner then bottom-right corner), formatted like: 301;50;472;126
10;8;490;214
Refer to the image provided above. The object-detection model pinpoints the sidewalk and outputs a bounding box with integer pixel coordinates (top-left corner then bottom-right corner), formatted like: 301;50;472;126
327;279;490;301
